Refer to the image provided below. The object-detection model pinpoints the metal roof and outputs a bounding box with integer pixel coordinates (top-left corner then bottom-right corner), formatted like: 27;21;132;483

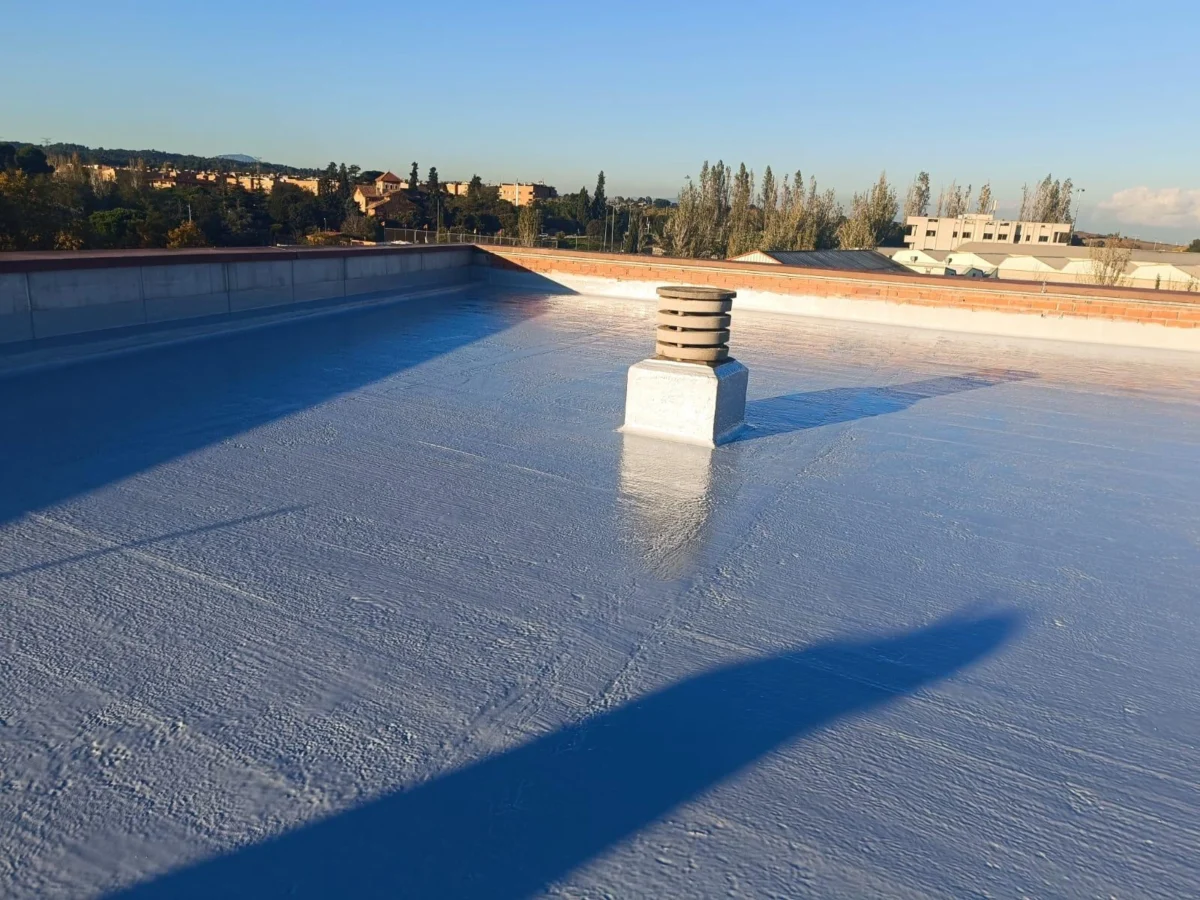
956;242;1200;265
733;249;909;272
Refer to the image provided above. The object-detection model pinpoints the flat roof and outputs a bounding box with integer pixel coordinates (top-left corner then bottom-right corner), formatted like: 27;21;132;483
2;289;1200;898
956;241;1200;264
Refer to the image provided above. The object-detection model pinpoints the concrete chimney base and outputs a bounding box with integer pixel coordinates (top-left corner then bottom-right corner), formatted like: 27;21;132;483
621;358;748;447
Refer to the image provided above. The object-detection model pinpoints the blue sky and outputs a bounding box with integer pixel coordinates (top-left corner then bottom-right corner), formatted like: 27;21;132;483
7;0;1199;240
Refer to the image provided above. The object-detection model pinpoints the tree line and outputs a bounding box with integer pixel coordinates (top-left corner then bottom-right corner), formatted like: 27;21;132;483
3;139;1091;257
2;141;314;176
0;144;372;250
662;162;896;258
663;164;1078;259
900;172;1073;224
0;141;657;252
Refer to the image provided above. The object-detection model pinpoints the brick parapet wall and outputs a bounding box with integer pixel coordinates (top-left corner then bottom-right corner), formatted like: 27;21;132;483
479;247;1200;328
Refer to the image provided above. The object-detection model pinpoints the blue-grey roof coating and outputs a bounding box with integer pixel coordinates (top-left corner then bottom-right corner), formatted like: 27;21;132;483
2;288;1199;898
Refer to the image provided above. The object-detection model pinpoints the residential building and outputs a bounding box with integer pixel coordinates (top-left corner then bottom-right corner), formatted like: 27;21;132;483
496;182;557;207
82;164;119;183
904;213;1071;252
279;176;320;194
354;172;409;213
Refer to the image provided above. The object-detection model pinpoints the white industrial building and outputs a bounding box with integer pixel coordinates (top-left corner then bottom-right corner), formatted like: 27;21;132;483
880;243;1200;291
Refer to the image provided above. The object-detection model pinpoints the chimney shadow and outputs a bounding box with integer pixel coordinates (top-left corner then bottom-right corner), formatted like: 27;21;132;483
739;369;1037;441
109;610;1022;900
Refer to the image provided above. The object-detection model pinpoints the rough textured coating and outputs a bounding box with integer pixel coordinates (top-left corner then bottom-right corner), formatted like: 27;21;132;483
483;248;1200;349
2;288;1200;899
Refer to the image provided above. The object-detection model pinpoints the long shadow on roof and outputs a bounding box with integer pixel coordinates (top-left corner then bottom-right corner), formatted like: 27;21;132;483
108;610;1020;900
0;291;542;527
741;369;1037;441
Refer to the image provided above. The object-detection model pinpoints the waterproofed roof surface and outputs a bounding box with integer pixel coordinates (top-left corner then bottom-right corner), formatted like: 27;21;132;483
2;288;1199;898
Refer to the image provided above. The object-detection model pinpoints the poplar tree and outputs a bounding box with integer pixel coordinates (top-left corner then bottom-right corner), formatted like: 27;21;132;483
837;172;897;249
591;171;606;221
726;163;756;257
902;172;931;220
976;182;993;215
759;166;778;239
518;202;542;247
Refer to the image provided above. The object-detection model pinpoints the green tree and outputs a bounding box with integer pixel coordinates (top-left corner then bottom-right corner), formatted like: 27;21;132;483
902;172;930;219
794;175;841;250
591;171;606;221
726;163;756;257
837;171;898;249
622;212;640;253
1187;239;1200;252
267;182;320;238
0;144;15;172
976;182;993;215
219;192;268;246
408;162;420;197
575;187;591;225
319;162;338;196
15;145;54;176
1025;174;1074;223
0;170;65;249
427;166;440;196
518;202;542;246
88;208;143;249
663;161;732;258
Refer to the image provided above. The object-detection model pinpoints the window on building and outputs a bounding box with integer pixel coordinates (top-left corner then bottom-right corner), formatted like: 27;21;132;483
1054;232;1068;243
962;232;972;239
998;233;1008;241
905;224;914;235
1038;235;1049;242
1025;234;1032;241
926;230;936;237
983;232;994;240
952;231;959;238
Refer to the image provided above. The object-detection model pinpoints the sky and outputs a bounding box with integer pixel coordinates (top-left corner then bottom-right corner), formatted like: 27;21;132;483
6;0;1198;242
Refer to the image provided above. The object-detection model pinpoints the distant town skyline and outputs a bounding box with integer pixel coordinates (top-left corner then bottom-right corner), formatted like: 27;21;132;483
7;0;1198;241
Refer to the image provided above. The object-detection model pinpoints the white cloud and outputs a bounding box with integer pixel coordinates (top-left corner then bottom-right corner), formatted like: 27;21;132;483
1098;187;1200;228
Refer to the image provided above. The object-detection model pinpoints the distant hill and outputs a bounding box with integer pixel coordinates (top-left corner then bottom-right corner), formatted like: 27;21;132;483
1075;231;1185;252
1;140;318;176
